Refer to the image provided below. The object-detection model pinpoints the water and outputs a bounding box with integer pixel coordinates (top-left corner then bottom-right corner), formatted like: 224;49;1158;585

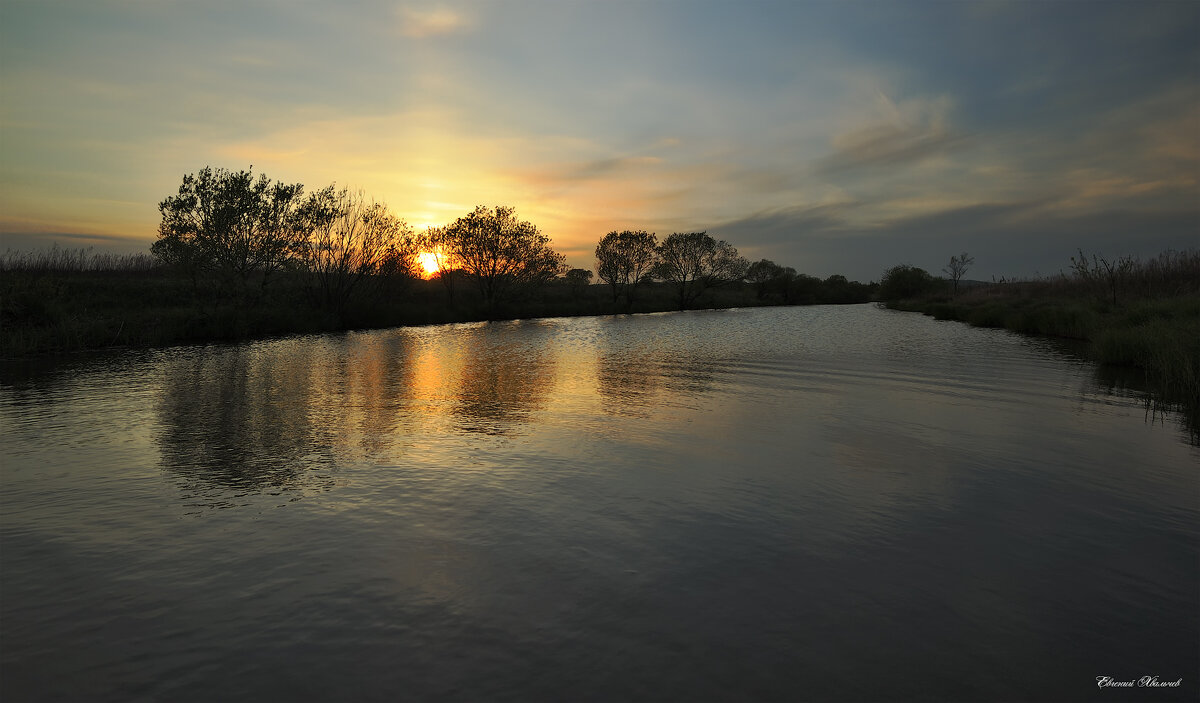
1;304;1196;702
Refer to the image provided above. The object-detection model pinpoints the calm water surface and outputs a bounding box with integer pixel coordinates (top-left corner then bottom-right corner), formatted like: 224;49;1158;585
2;305;1196;701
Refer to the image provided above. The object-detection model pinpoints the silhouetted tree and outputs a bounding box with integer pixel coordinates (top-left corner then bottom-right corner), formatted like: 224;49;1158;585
746;259;783;298
816;274;875;304
943;252;974;296
442;205;567;311
788;273;823;304
746;259;798;301
153;166;309;298
878;264;940;301
300;188;417;311
564;268;593;297
418;226;458;303
595;230;658;307
654;231;749;309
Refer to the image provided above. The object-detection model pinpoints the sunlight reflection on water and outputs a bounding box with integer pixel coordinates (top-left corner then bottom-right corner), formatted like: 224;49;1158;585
1;304;1197;701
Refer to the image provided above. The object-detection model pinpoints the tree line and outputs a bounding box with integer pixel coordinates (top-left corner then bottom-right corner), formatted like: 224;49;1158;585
592;229;875;309
153;166;567;314
151;166;874;317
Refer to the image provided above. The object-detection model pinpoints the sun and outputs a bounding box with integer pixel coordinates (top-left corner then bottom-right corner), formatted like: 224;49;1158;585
418;251;441;278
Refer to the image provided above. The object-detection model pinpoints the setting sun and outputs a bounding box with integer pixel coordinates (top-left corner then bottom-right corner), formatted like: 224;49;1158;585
418;251;441;277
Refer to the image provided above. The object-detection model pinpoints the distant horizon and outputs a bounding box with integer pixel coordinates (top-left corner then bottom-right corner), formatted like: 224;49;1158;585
2;1;1197;282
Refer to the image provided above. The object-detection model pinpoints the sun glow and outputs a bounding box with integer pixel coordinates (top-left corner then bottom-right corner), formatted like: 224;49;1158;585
418;251;442;278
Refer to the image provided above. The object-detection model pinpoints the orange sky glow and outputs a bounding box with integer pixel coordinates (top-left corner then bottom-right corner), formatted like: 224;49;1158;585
1;2;1196;281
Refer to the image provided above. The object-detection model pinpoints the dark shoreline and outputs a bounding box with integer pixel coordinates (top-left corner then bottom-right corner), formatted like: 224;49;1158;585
885;293;1200;418
0;269;873;359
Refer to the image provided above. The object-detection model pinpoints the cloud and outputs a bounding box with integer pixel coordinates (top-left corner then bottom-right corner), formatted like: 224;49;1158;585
713;197;1199;281
0;230;150;253
818;123;967;174
713;203;854;245
817;94;967;175
398;6;470;38
515;156;664;187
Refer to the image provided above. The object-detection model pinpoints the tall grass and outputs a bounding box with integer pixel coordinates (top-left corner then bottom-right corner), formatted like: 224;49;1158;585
1;245;159;273
887;248;1200;411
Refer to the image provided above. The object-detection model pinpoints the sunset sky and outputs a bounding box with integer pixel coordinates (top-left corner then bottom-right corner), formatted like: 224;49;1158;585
2;0;1197;282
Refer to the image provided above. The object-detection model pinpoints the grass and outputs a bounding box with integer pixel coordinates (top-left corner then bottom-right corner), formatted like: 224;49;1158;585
1;247;866;359
884;249;1200;413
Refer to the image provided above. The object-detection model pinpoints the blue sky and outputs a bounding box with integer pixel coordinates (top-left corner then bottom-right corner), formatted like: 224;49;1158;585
1;0;1196;281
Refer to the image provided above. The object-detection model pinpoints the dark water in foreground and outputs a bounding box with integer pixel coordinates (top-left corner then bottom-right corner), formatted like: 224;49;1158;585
2;304;1196;702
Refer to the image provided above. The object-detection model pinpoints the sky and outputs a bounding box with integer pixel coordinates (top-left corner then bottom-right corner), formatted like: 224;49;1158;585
1;0;1197;282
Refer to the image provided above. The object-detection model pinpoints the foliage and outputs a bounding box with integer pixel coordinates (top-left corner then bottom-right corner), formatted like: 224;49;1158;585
442;205;568;311
595;229;659;307
153;166;310;297
1;244;159;274
746;259;794;301
300;188;418;312
1070;249;1136;305
654;231;749;309
885;248;1200;409
564;268;594;298
877;264;942;301
3;167;882;356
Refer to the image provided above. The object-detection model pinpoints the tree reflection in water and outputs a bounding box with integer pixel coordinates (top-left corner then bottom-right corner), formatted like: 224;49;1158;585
157;344;338;508
155;333;417;507
447;323;557;436
154;323;565;505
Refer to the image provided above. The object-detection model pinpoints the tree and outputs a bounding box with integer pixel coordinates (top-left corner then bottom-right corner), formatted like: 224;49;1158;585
153;166;310;298
943;252;975;296
654;231;749;309
300;188;416;311
746;259;795;301
878;264;940;301
563;268;593;298
442;205;568;310
595;230;658;306
417;226;459;303
789;273;823;304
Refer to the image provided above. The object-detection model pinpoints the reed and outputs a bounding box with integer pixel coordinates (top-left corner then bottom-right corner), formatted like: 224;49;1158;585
1;245;159;273
886;249;1200;407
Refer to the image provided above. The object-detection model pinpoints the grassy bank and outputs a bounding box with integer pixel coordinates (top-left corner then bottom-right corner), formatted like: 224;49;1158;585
1;252;872;358
884;250;1200;407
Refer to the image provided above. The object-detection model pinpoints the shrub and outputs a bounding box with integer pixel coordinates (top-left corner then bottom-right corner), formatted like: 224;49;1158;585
878;264;942;301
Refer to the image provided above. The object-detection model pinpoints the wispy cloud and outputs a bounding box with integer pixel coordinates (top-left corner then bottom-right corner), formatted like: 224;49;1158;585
515;156;664;188
714;197;1200;281
0;228;150;253
1;1;1196;279
397;6;470;38
817;94;967;174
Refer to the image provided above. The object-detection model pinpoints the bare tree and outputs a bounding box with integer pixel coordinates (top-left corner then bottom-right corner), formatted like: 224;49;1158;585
595;230;658;307
301;188;415;310
943;252;975;296
442;205;568;311
654;231;749;309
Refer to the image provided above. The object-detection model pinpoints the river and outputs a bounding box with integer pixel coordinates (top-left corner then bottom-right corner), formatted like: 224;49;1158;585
1;304;1196;701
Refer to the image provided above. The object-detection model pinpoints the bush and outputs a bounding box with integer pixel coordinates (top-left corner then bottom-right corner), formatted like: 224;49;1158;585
878;264;942;301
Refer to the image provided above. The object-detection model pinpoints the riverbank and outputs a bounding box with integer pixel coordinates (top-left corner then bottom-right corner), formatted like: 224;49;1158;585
887;287;1200;408
0;267;871;358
